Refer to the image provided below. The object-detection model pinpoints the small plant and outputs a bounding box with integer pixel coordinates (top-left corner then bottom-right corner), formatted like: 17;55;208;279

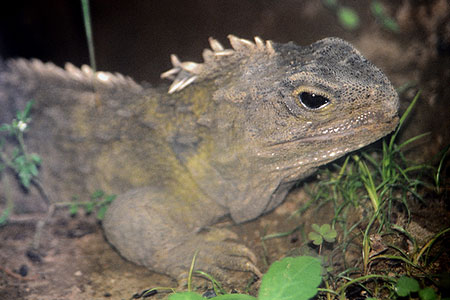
308;223;337;254
68;190;116;220
0;100;115;252
0;101;41;189
395;276;439;300
0;101;46;225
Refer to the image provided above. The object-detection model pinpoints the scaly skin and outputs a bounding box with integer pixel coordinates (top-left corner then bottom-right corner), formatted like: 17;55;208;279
0;35;398;283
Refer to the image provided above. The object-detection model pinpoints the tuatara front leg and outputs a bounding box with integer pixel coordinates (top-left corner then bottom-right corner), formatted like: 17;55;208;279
102;185;262;284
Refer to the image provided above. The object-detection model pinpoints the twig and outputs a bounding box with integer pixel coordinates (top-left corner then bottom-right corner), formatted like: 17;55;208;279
31;178;52;206
4;213;47;224
32;203;56;250
0;265;39;281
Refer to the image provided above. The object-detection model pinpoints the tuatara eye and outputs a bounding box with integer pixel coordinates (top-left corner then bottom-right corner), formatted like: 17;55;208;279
298;92;330;110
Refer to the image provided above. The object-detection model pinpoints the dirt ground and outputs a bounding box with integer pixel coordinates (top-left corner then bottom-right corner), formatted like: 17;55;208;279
0;189;324;299
1;1;449;299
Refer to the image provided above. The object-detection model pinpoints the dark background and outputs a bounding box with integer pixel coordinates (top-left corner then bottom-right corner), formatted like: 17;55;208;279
0;0;449;158
0;0;384;83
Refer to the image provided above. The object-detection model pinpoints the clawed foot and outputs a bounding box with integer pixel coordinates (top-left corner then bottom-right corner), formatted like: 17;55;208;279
153;227;262;286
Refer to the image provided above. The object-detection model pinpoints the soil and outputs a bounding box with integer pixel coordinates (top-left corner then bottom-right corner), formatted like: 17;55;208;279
1;1;450;299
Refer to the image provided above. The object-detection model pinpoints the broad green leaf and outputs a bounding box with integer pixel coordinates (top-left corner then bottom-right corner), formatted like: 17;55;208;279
169;292;203;300
396;276;420;297
419;287;437;300
259;256;322;300
214;294;256;300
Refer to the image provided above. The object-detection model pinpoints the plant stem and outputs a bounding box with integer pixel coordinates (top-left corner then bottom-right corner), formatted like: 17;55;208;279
32;203;56;249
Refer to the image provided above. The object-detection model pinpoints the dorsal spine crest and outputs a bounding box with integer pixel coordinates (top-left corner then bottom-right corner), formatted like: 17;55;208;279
161;35;276;94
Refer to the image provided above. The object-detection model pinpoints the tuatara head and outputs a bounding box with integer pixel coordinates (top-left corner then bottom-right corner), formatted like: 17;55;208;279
163;35;399;223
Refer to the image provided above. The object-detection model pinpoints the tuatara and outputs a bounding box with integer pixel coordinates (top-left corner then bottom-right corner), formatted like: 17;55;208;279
0;35;399;283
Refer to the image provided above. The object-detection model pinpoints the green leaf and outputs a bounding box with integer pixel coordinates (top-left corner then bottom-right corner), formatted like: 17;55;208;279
69;203;79;216
370;1;399;33
370;1;384;16
259;256;322;300
30;153;42;165
382;18;399;33
91;189;105;200
96;205;108;220
29;163;38;177
0;202;13;225
19;170;32;188
17;100;34;121
308;231;323;245
419;287;437;300
169;292;203;300
103;194;116;204
396;276;420;297
0;124;12;132
84;202;95;214
319;224;331;233
337;7;360;30
14;155;25;166
322;228;337;243
23;101;34;118
214;294;257;300
309;224;337;244
12;148;20;159
311;223;320;232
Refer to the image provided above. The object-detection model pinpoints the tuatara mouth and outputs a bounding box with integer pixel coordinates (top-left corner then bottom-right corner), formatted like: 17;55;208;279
269;111;399;147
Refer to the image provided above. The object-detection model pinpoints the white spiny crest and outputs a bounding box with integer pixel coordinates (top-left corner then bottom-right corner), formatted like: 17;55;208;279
161;35;276;94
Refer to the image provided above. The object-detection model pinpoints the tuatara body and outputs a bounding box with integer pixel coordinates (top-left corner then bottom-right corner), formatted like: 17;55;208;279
0;35;399;282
